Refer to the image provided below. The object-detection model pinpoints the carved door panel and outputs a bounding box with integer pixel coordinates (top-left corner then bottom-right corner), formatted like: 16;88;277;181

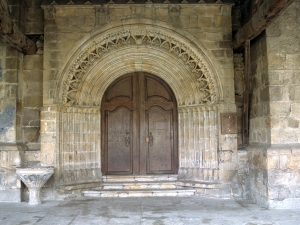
101;72;178;175
146;107;174;173
101;74;136;175
106;107;132;174
144;75;177;174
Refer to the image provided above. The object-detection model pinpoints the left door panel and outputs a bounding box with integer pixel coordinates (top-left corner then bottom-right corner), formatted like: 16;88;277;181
106;107;133;174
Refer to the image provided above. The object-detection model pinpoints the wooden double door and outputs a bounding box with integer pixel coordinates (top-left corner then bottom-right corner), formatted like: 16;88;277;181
101;72;178;175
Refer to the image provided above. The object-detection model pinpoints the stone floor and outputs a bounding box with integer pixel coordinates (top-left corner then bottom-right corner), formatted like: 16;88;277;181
0;197;299;225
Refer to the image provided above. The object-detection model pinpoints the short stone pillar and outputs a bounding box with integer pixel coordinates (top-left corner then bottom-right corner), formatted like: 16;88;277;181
16;167;54;205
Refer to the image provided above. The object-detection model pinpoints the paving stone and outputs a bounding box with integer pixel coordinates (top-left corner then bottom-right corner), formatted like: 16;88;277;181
1;0;300;214
1;197;300;225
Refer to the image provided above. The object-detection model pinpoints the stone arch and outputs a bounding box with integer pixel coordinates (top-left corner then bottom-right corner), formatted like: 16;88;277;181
57;22;224;107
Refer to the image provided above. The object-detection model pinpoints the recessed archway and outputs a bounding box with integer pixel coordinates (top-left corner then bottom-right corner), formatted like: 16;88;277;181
53;22;223;185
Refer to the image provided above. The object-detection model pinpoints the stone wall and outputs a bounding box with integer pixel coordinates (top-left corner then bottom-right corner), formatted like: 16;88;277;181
7;0;25;31
23;0;44;35
21;55;43;161
266;0;300;145
266;145;300;208
247;145;268;207
264;0;300;208
233;53;250;198
0;43;19;144
246;0;300;209
0;37;43;203
243;32;269;207
0;40;22;202
0;0;44;202
249;32;270;145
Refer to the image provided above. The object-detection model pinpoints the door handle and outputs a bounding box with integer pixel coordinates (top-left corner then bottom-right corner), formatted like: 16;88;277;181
146;133;153;146
125;131;130;147
149;132;153;146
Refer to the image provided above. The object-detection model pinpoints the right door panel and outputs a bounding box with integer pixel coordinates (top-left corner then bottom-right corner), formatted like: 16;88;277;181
146;106;174;173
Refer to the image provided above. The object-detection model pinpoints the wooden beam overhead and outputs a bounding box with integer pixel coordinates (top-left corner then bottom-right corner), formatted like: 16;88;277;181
233;0;295;50
0;0;37;55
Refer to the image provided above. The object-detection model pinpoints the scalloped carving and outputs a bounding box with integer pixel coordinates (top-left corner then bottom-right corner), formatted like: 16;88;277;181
60;29;216;106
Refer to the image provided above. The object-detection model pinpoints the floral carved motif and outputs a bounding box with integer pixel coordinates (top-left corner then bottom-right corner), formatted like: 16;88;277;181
61;29;216;106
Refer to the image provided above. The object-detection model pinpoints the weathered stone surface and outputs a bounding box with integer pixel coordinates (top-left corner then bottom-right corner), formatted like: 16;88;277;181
247;142;300;208
23;55;43;70
22;108;40;126
23;127;40;143
249;32;271;145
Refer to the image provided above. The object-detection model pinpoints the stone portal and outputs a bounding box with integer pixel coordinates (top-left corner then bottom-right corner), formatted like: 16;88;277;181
40;5;237;199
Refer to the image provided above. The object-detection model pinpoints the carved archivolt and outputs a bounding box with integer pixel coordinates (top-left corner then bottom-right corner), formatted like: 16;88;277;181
60;29;218;107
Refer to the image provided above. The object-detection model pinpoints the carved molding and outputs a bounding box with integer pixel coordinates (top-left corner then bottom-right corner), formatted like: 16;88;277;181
47;0;226;5
60;29;217;107
178;107;219;180
58;107;101;183
59;107;100;113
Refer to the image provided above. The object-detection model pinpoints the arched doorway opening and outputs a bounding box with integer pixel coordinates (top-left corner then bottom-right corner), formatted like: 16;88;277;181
101;72;178;175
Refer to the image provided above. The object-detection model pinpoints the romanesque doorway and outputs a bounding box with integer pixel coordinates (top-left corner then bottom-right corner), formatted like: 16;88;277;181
101;72;178;175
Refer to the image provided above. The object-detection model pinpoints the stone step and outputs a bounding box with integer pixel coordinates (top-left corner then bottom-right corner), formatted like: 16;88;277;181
57;182;102;192
82;187;196;197
103;174;178;182
177;180;220;189
100;181;177;190
82;175;197;197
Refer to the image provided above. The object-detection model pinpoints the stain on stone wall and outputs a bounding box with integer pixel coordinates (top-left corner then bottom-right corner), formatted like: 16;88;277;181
0;105;15;135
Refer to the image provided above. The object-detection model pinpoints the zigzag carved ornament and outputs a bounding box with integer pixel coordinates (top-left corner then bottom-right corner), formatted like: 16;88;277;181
61;29;216;107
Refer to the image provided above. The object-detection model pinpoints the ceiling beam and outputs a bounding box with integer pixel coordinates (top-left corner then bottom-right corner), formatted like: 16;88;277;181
233;0;295;50
0;0;36;55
